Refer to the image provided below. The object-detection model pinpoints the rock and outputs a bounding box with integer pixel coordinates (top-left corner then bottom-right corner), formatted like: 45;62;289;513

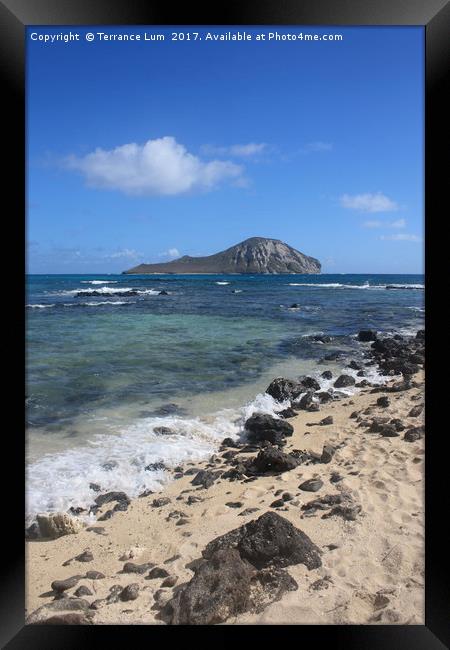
221;437;239;448
312;335;332;344
321;445;335;464
122;561;154;574
299;376;321;391
95;491;130;508
319;415;333;425
358;330;377;342
145;461;166;471
89;599;106;610
51;575;84;593
334;375;355;388
301;494;343;514
166;547;297;625
202;511;322;570
278;407;298;418
225;502;243;509
86;527;106;536
161;575;178;588
106;585;124;604
408;405;424;418
373;593;390;609
153;427;174;435
317;391;333;403
299;478;323;492
120;584;140;601
239;507;260;517
416;330;425;339
89;483;101;492
270;499;286;508
74;550;94;563
25;522;40;540
322;504;361;521
377;396;390;408
330;472;343;483
282;492;293;501
244;414;294;443
191;469;221;489
97;509;115;521
295;391;315;410
307;403;320;412
248;446;299;474
74;585;92;597
321;370;332;380
380;425;399;437
26;598;92;625
101;460;118;471
166;549;255;624
158;290;169;296
289;303;301;309
153;589;172;610
310;576;332;591
404;426;424;442
151;497;171;508
348;360;362;370
148;567;170;579
176;518;190;526
84;570;105;580
390;418;406;432
36;513;83;539
265;377;303;402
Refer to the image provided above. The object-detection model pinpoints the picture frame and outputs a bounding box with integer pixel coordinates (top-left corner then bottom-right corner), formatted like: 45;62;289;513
2;0;447;646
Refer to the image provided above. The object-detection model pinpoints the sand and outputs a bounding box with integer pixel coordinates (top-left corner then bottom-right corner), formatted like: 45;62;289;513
25;371;424;625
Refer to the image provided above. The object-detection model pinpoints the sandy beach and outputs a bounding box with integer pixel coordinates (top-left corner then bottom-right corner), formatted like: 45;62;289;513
26;357;425;625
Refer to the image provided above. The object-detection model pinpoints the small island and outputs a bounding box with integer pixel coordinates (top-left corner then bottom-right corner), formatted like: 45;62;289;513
123;237;321;275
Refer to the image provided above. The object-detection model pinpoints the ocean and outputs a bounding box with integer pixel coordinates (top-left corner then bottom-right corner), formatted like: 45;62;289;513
25;273;424;524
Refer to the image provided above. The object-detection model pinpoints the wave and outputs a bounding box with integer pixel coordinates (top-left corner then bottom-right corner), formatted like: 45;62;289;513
80;280;119;285
216;281;230;285
55;287;161;296
288;282;424;290
26;392;285;524
26;304;55;309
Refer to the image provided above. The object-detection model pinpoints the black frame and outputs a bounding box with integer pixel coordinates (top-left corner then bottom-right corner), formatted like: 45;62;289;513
3;0;449;647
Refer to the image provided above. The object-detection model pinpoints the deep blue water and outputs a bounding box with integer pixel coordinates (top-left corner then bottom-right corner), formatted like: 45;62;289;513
25;273;424;520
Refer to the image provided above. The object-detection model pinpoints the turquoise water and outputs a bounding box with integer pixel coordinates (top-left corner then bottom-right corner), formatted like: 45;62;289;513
26;273;424;521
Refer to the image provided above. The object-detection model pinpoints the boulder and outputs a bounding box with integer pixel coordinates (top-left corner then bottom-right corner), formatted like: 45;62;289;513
191;469;221;489
334;375;355;389
36;513;83;539
299;478;323;492
299;376;321;391
202;511;322;570
404;425;424;442
244;414;294;443
26;598;92;625
265;378;303;402
247;446;299;475
358;330;378;342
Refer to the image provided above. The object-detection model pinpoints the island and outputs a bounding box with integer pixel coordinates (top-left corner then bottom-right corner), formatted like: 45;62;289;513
123;237;321;274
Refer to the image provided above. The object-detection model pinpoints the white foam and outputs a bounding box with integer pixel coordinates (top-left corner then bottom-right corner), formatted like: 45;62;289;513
288;282;424;290
216;281;230;285
55;287;160;296
26;391;284;524
80;280;119;285
26;304;55;309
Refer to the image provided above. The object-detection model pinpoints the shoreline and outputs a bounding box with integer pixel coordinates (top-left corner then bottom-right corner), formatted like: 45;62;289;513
26;329;425;625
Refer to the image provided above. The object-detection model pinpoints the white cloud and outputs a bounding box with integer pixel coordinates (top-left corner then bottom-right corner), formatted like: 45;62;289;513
201;142;267;158
380;234;422;242
66;136;243;195
159;248;180;259
340;192;399;213
363;218;406;229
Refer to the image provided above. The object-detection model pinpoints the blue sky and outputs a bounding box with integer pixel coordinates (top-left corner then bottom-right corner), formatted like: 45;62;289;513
27;26;424;274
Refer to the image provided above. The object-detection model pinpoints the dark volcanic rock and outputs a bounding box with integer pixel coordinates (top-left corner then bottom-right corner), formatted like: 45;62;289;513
321;370;332;380
151;497;171;508
122;561;154;574
74;585;92;597
166;548;255;625
74;550;94;563
148;567;170;579
120;584;140;601
245;414;293;443
404;425;424;442
358;330;378;342
299;376;321;391
247;446;299;475
191;469;221;489
94;491;130;508
153;427;174;436
85;571;105;580
408;405;424;418
51;575;84;593
321;445;336;464
377;396;390;408
295;391;315;410
334;375;356;389
202;511;322;570
278;407;298;419
26;598;93;625
299;478;324;492
319;415;333;425
265;378;303;402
